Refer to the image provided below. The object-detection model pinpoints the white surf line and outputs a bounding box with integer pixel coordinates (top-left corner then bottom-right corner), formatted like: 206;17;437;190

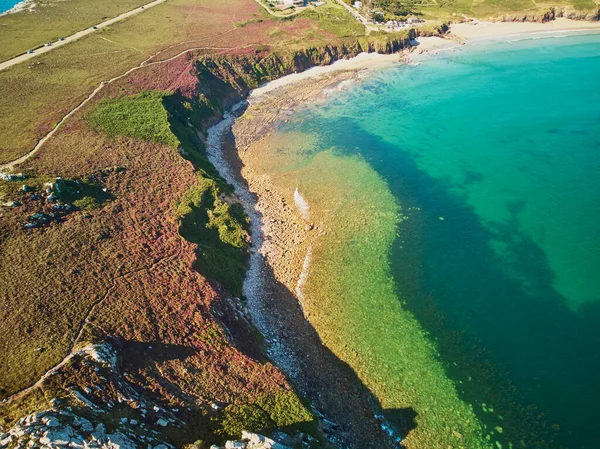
0;0;167;72
293;187;310;221
295;246;312;317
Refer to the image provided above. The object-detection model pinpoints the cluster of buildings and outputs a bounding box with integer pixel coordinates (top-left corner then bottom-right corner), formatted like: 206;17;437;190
276;0;324;9
384;17;425;30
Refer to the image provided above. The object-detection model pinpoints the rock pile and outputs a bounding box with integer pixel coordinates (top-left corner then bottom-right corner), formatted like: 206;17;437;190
0;409;175;449
0;342;179;449
210;431;292;449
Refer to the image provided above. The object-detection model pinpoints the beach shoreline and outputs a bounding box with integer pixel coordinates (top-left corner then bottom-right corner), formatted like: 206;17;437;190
204;19;600;448
0;0;35;16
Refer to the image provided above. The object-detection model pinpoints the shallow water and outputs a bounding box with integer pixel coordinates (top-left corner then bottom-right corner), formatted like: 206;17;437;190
281;33;600;448
0;0;23;14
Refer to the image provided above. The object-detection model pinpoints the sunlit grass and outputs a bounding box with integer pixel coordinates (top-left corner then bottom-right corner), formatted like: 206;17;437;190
0;0;150;62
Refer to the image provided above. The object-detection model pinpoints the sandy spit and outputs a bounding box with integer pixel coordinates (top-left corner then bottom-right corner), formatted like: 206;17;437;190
205;53;407;449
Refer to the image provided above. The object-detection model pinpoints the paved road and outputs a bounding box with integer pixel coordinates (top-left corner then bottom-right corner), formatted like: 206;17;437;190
0;0;167;72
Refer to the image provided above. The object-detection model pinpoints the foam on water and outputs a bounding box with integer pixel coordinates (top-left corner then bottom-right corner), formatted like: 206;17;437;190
293;187;310;221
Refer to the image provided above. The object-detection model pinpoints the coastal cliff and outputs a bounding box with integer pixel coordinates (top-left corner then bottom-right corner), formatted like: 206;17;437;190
187;35;413;132
0;34;415;449
491;5;600;22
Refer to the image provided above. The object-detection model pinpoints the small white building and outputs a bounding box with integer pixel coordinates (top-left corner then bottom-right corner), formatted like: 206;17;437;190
353;1;362;8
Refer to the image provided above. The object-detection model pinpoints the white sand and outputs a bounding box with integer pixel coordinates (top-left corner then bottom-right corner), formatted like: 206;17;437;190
250;52;401;98
0;0;35;17
407;18;600;61
450;18;600;41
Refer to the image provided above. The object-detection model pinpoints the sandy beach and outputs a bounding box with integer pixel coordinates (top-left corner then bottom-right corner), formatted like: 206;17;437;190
409;18;600;57
450;17;600;40
205;18;600;448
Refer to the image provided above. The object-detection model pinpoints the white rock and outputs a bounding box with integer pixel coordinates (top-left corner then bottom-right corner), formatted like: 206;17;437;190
104;432;136;449
225;441;246;449
73;417;94;433
42;416;60;427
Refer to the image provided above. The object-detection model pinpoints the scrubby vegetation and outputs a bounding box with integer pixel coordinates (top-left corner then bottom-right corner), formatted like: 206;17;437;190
86;89;250;296
219;392;315;441
176;177;249;297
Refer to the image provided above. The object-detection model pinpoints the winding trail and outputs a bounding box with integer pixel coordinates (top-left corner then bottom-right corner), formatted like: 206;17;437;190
0;40;236;172
0;0;167;72
3;241;184;404
0;28;250;402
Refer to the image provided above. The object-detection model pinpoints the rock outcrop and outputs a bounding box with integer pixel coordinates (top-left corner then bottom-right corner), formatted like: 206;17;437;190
0;343;178;449
492;6;600;22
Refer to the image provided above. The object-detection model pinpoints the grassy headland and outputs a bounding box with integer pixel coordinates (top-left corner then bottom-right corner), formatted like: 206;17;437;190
0;0;411;444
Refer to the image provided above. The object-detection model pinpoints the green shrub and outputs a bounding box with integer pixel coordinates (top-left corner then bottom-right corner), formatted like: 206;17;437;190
176;177;249;296
219;404;272;439
73;196;100;210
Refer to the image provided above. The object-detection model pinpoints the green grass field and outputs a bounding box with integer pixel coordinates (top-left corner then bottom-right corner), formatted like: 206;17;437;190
417;0;598;21
0;0;152;62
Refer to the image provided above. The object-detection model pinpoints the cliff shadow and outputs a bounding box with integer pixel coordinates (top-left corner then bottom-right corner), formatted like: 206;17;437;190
320;116;600;449
206;123;417;449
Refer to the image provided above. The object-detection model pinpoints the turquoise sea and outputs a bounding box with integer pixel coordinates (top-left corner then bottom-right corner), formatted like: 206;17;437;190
0;0;22;14
285;33;600;448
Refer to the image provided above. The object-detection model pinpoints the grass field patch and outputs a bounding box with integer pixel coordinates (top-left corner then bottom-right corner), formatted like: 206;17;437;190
87;91;180;148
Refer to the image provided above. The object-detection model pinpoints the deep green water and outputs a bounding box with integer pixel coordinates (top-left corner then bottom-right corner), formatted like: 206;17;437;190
284;33;600;448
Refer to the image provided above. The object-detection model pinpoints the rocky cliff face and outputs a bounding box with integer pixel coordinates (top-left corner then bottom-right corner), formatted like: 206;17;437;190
492;5;600;22
189;35;414;132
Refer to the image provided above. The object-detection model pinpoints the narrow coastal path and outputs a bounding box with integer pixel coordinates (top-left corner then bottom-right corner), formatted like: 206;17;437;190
0;37;239;172
0;0;167;72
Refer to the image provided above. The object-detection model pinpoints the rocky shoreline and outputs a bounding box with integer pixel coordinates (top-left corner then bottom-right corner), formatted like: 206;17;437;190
199;22;600;447
204;60;406;449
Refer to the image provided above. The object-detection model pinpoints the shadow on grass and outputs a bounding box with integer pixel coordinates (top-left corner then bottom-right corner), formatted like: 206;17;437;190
114;339;199;364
